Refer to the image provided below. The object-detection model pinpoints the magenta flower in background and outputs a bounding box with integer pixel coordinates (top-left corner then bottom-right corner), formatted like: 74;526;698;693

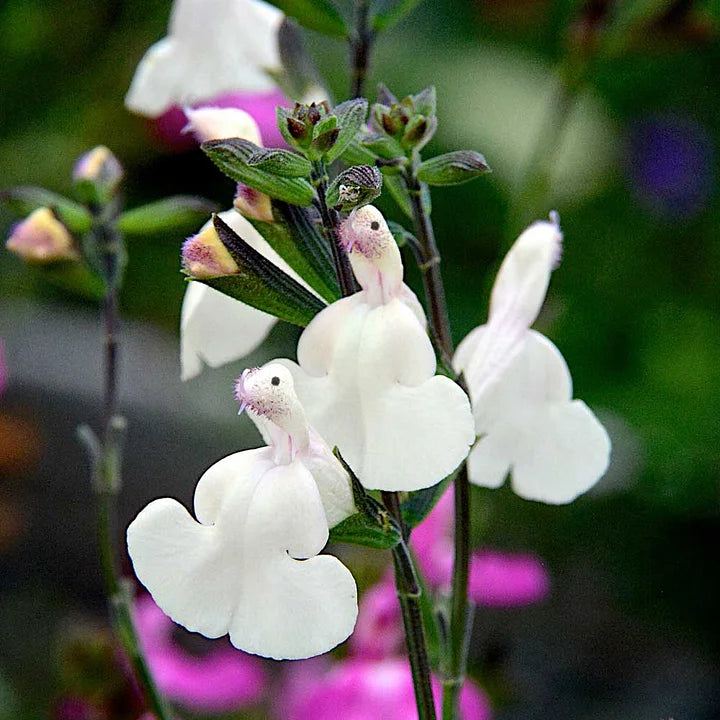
53;698;101;720
411;488;550;607
152;90;289;151
134;594;266;714
285;658;491;720
350;573;405;659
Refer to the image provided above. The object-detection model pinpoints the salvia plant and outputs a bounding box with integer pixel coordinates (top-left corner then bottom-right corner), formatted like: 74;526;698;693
3;0;624;718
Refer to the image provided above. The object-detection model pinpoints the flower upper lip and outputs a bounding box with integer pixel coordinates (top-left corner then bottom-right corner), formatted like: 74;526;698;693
234;367;260;415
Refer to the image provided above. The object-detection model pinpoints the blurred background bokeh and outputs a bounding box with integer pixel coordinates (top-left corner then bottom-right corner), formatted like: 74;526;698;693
1;0;719;718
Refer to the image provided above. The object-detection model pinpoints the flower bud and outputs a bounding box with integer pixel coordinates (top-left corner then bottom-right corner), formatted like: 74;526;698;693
234;184;274;223
6;208;78;263
181;224;238;278
326;165;382;211
73;146;123;206
183;106;262;145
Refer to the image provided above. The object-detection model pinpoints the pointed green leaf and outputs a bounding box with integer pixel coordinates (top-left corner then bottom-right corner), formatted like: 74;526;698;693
401;472;456;529
372;0;422;31
246;148;313;178
325;98;369;163
1;186;91;234
202;214;326;326
265;0;347;37
416;151;491;187
329;448;402;549
383;174;413;217
361;132;405;160
338;139;379;166
246;201;340;303
202;139;315;206
116;196;219;236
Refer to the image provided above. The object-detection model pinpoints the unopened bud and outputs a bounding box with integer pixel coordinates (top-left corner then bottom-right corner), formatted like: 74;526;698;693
234;184;274;223
181;224;239;278
327;165;383;211
73;146;123;206
287;117;308;141
184;107;262;145
6;208;78;263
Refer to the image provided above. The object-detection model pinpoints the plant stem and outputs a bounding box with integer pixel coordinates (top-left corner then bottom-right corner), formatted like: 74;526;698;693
402;165;454;369
401;164;475;719
441;466;474;720
313;162;356;296
87;222;171;720
350;0;373;99
384;492;437;720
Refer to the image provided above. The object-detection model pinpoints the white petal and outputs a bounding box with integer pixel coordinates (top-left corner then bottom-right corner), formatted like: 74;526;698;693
465;331;610;504
285;298;475;491
125;0;283;117
184;106;262;144
127;456;357;659
180;283;276;381
456;220;562;397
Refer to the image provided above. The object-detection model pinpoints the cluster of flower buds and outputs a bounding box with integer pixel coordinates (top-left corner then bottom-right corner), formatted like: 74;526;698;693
280;101;339;158
367;85;438;158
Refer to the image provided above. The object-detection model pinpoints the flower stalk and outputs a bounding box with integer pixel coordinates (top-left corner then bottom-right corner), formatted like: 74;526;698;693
350;0;373;99
79;211;171;720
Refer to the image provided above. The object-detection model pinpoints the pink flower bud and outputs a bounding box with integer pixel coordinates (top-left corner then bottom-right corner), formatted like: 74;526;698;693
6;208;78;263
73;145;123;192
234;183;274;222
181;224;238;278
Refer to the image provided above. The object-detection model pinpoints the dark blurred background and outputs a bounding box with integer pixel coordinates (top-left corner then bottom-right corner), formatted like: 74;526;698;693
1;0;719;718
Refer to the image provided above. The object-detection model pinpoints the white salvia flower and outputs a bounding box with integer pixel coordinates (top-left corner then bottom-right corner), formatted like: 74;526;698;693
183;106;263;145
276;205;475;492
454;215;611;504
125;0;283;117
127;364;357;660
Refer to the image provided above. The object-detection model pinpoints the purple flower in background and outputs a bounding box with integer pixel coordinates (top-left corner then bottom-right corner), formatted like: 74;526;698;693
411;488;550;607
627;113;715;218
53;698;101;720
285;658;492;720
153;90;289;150
134;594;266;713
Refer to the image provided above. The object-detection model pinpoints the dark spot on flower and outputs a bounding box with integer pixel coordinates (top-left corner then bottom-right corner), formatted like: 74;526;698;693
271;376;280;386
370;221;380;231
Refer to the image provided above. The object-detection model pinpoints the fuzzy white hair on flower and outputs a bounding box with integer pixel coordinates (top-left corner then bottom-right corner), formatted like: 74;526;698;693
454;214;610;504
275;205;475;492
180;210;311;381
127;364;357;660
125;0;283;117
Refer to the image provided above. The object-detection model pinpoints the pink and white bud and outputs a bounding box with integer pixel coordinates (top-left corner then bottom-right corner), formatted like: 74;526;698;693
73;145;123;191
234;184;274;223
184;106;262;144
181;225;238;278
6;208;78;263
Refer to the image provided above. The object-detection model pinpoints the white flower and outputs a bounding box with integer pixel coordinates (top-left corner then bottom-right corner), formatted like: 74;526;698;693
127;364;357;660
183;106;263;145
276;206;475;492
454;216;611;504
125;0;283;117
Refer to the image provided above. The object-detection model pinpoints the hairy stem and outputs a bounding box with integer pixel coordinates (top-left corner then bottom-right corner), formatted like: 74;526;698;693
402;166;454;369
350;0;373;99
89;224;171;720
313;162;356;297
385;492;437;720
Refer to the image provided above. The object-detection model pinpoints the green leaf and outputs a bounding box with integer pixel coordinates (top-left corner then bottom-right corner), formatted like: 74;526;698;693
401;471;456;529
338;139;379;166
383;174;413;217
0;186;91;234
372;0;423;32
116;196;219;236
386;220;416;248
329;448;402;549
203;214;326;326
361;132;405;160
202;139;316;206
246;201;340;303
246;148;313;178
325;98;369;163
416;151;491;187
265;0;347;36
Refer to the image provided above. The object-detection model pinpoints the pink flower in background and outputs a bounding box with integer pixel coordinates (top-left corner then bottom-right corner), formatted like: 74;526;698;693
350;573;405;659
411;488;550;607
134;595;266;713
285;658;491;720
153;89;289;150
